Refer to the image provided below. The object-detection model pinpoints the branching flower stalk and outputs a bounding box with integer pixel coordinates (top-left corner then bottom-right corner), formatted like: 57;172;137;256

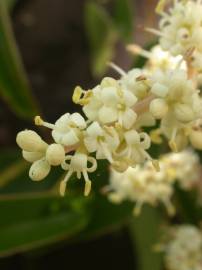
16;0;202;203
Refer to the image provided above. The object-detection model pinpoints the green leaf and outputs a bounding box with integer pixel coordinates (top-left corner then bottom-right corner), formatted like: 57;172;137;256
0;2;39;119
113;0;134;42
129;205;163;270
79;194;133;239
84;1;118;76
3;0;16;10
174;185;202;224
0;195;89;257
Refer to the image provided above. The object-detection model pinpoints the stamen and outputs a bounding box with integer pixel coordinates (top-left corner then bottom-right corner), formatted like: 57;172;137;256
107;62;126;76
60;170;73;196
145;27;170;39
34;116;55;129
126;44;151;59
83;170;91;196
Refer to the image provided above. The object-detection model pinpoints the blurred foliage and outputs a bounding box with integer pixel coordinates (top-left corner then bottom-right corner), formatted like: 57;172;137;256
113;0;133;42
84;0;133;77
3;0;16;10
0;1;39;119
130;206;163;270
84;1;118;77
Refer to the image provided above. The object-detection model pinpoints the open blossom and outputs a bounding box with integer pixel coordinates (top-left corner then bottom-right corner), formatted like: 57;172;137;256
82;77;138;129
149;69;202;150
108;149;200;215
15;0;202;199
163;225;202;270
157;0;202;63
127;44;186;73
162;149;200;189
84;121;120;163
108;162;174;216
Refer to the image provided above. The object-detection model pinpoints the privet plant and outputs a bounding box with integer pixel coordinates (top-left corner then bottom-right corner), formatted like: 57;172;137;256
16;1;202;269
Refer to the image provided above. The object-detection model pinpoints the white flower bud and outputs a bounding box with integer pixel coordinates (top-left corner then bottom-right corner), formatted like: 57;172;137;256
29;159;51;181
174;104;195;123
46;144;65;166
151;83;169;97
16;130;47;152
124;130;140;145
22;151;44;163
189;130;202;150
101;77;118;88
150;98;168;119
69;113;86;129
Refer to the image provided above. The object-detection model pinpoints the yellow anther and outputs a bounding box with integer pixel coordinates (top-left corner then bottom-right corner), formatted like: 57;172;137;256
152;159;160;172
169;140;178;153
72;86;83;104
34;116;44;126
84;180;91;196
150;129;163;144
72;86;92;105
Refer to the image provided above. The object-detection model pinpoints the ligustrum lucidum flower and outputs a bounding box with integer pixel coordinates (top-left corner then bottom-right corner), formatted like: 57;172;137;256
81;77;138;129
108;150;200;215
163;225;202;270
16;0;202;198
152;0;202;71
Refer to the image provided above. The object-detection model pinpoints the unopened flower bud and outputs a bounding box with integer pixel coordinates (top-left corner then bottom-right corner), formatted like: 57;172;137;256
16;130;47;152
174;104;195;123
150;98;168;119
29;158;51;181
189;130;202;150
22;150;44;163
46;144;65;166
101;77;118;88
151;83;169;97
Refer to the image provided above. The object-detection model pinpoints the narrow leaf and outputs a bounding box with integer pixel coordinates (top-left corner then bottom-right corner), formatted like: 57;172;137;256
0;2;39;119
0;196;88;257
129;205;163;270
84;1;118;76
113;0;134;42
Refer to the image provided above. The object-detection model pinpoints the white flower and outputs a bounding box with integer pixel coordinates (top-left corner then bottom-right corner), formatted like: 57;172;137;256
29;158;51;181
52;113;86;146
120;68;150;99
164;225;202;270
83;78;138;129
162;149;200;190
156;0;202;70
121;130;152;165
84;121;120;163
150;69;202;150
35;113;86;147
127;44;185;73
60;152;97;196
46;143;65;166
108;162;174;215
16;130;48;152
108;149;200;214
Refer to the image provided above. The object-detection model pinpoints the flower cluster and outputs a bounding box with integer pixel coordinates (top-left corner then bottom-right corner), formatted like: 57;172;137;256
154;0;202;72
163;225;202;270
16;0;202;199
107;150;200;215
